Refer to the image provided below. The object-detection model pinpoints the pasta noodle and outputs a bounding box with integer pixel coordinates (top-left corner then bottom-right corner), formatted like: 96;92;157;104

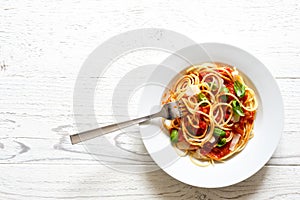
163;62;257;165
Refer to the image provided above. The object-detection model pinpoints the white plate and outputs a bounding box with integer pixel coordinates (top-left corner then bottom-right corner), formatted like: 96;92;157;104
138;43;284;188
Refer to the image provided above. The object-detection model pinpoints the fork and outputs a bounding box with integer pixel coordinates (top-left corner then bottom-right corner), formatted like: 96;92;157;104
70;100;184;144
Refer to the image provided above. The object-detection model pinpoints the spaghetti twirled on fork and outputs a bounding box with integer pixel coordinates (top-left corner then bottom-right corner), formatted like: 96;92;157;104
162;62;258;166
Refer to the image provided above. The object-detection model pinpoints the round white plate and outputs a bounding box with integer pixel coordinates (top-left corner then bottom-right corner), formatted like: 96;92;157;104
138;43;284;188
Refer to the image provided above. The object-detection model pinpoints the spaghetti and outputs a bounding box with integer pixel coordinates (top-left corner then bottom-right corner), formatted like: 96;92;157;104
163;62;258;166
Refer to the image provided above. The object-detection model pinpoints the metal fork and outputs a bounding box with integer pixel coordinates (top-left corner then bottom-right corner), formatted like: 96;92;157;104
70;100;184;144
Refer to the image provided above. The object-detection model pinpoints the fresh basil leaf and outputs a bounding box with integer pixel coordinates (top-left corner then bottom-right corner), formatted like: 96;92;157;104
233;112;240;122
234;81;245;98
232;100;238;107
232;100;245;116
170;129;179;143
221;87;229;102
213;128;226;137
198;93;207;101
234;107;244;116
198;93;208;106
217;138;227;147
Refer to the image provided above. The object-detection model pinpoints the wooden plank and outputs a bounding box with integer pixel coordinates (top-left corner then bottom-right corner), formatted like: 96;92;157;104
0;164;299;200
0;128;299;166
0;0;300;78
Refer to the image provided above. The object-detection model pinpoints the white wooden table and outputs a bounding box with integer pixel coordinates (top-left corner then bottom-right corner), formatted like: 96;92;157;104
1;1;300;199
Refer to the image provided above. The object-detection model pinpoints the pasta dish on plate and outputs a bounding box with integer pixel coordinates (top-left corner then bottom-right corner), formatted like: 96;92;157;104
162;62;258;166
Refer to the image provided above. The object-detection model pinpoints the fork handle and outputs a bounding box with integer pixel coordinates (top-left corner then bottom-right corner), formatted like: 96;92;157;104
70;112;160;145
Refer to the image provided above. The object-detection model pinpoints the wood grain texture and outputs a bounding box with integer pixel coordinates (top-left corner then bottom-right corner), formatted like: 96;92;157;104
0;165;299;200
1;0;300;199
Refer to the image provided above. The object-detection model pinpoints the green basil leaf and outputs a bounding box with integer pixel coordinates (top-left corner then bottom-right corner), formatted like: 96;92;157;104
232;100;245;116
217;138;227;147
198;93;207;101
198;93;208;106
221;87;229;102
234;81;245;98
233;112;240;122
234;107;244;116
213;128;226;137
232;100;238;107
170;129;179;143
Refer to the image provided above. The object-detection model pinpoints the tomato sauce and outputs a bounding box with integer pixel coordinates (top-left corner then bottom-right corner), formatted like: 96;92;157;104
209;142;231;159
